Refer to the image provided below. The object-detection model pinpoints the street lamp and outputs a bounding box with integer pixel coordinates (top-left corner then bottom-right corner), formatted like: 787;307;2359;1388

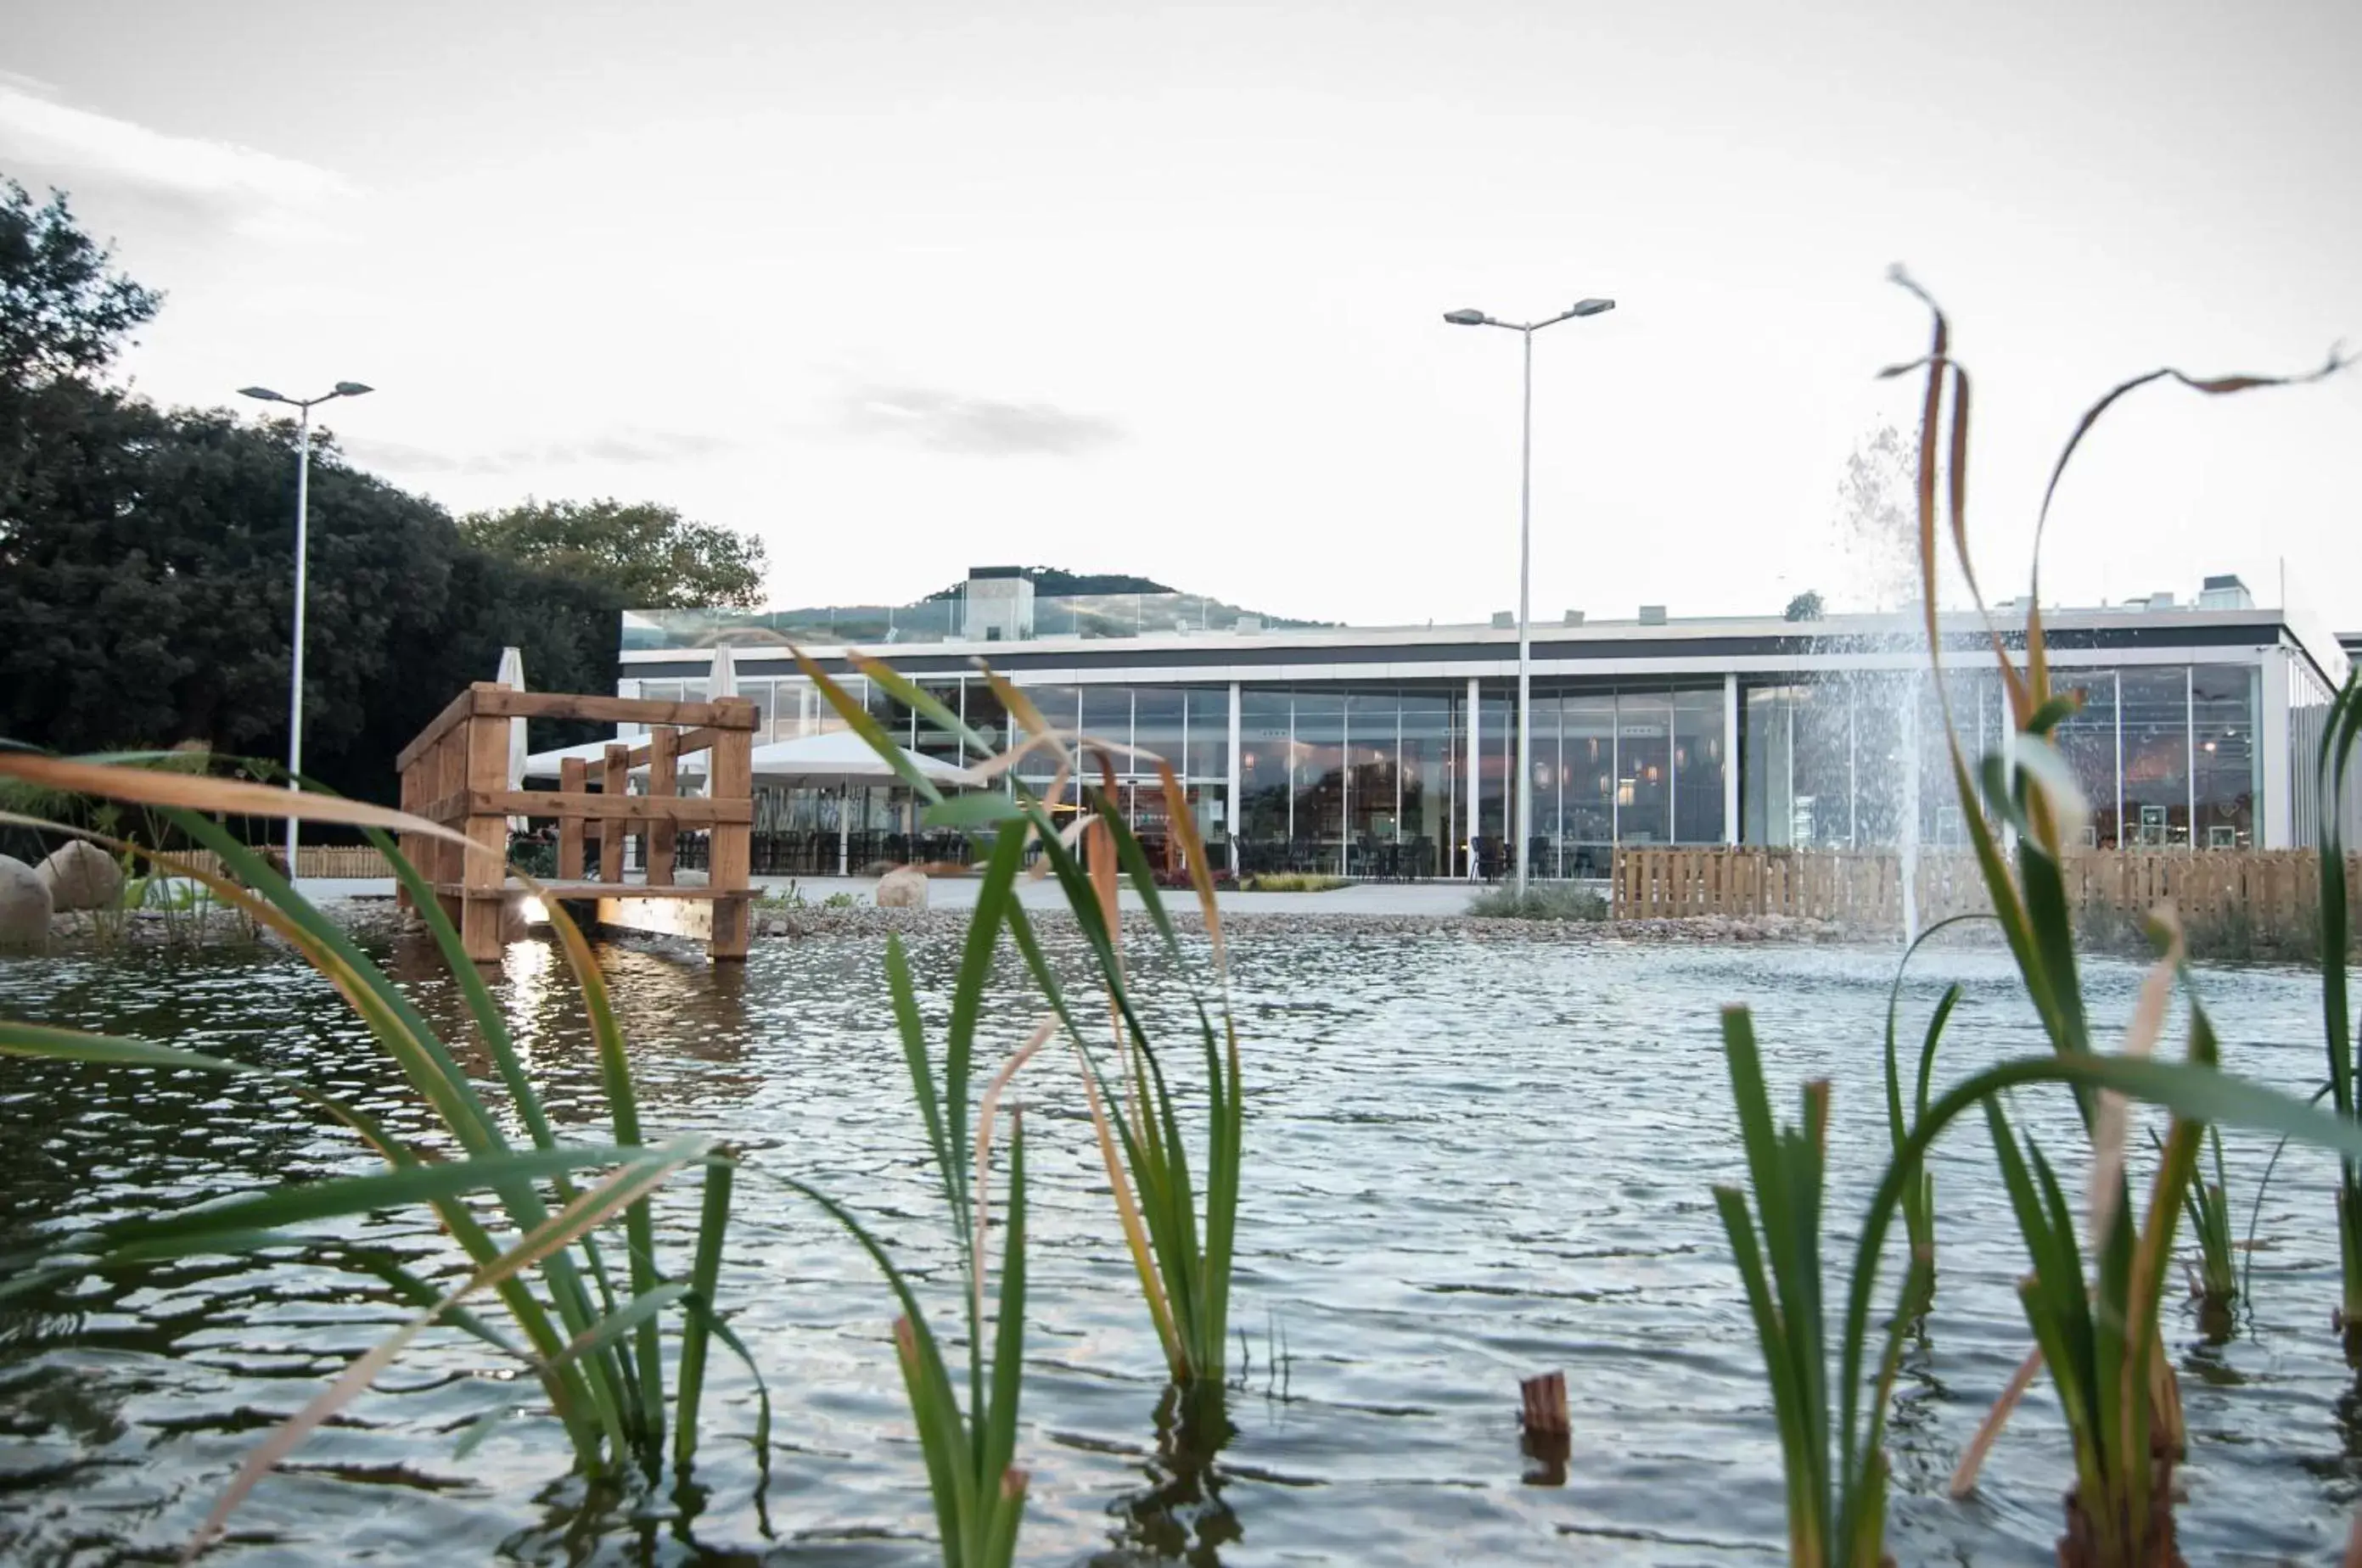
1443;297;1615;897
238;381;374;874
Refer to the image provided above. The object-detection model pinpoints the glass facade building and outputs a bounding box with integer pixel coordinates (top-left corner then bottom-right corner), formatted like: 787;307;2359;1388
620;596;2348;875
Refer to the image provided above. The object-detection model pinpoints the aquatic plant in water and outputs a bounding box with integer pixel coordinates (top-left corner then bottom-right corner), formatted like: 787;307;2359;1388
2319;674;2362;1348
0;754;766;1558
777;897;1041;1568
798;651;1245;1403
1716;272;2357;1565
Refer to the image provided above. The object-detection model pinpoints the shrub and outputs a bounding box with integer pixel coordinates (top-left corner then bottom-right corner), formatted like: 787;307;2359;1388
1467;884;1607;921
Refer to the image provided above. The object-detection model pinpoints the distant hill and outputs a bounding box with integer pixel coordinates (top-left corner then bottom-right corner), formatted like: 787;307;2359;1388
923;567;1174;601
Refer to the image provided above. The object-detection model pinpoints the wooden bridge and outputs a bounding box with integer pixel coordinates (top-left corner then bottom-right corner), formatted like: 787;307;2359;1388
394;684;758;964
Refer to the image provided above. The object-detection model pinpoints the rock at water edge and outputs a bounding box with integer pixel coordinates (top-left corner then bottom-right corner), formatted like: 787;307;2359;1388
0;856;53;949
38;840;126;912
876;868;929;909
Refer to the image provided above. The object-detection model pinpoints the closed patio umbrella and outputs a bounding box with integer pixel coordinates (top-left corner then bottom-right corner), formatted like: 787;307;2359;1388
495;647;527;830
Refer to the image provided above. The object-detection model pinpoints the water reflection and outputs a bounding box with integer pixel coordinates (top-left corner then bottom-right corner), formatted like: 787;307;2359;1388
1102;1385;1243;1565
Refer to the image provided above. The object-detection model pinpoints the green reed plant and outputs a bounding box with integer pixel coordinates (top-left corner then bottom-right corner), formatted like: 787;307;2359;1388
2178;1126;2238;1308
1717;271;2354;1565
796;650;1245;1401
1716;983;2362;1567
778;907;1041;1568
0;752;766;1556
1880;916;1983;1291
2318;672;2362;1344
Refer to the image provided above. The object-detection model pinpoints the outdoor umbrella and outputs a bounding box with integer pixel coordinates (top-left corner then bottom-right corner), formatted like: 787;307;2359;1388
747;730;978;875
495;647;528;830
521;739;709;781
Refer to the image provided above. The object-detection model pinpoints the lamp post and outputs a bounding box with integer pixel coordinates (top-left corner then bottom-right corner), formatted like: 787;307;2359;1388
1442;298;1613;897
238;381;374;873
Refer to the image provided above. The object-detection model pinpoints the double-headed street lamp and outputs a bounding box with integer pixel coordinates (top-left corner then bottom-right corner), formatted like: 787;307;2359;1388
1442;297;1614;898
238;380;373;871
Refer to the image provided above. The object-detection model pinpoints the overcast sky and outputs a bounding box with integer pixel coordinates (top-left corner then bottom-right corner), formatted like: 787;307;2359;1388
6;0;2357;627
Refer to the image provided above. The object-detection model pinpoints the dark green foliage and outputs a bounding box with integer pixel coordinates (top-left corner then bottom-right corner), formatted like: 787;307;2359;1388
0;173;698;812
459;496;768;610
0;178;161;388
1783;590;1825;622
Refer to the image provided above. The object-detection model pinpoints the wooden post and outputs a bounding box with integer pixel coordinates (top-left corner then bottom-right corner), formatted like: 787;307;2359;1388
708;717;753;960
648;727;679;887
1518;1369;1570;1485
461;704;509;964
434;725;467;930
396;757;418;913
558;756;587;880
600;743;629;883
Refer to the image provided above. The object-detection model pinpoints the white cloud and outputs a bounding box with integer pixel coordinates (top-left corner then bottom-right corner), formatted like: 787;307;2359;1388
0;74;352;240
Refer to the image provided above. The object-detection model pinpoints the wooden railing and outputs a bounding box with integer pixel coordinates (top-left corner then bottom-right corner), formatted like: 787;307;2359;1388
393;685;760;963
1612;845;2362;947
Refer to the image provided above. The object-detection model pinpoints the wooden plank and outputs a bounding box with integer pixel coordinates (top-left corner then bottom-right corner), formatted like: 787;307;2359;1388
470;689;760;730
708;726;752;962
396;684;486;771
647;728;679;888
444;881;745;901
462;709;510;962
599;744;629;882
435;728;466;890
558;757;586;880
396;758;419;912
463;788;751;825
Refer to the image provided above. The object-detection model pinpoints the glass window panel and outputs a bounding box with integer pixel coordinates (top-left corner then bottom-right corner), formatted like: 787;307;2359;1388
1477;692;1510;854
1673;688;1725;844
1237;689;1292;859
1616;690;1672;845
1848;675;1907;848
915;680;963;763
1133;686;1185;776
1347;692;1401;848
2120;668;2190;846
1184;687;1230;783
964;680;1010;761
1080;686;1133;755
2191;664;2257;848
1399;692;1453;876
1293;691;1347;874
1013;686;1077;786
2051;669;2118;848
1558;693;1615;875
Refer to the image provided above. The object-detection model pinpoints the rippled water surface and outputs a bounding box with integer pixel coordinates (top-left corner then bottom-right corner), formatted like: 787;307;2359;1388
2;921;2355;1565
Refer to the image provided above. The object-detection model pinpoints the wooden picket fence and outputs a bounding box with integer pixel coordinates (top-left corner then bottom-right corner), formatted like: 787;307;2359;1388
1612;845;2362;948
171;844;393;881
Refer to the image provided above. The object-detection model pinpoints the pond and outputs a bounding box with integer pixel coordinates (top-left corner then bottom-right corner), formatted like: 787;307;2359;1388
0;921;2354;1565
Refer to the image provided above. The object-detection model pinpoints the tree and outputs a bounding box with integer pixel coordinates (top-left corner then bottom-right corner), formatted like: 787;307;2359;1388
1783;590;1825;622
0;178;162;389
460;497;767;608
0;181;633;815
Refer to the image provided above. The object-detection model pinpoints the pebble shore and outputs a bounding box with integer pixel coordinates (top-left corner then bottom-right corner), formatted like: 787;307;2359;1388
747;904;1860;944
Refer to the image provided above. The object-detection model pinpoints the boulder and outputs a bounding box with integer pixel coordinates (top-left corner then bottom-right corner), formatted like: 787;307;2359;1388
38;841;126;911
0;855;52;949
875;867;929;909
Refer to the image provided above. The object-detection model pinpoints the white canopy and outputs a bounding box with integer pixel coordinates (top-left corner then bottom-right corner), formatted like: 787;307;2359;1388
749;729;976;787
522;738;708;781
